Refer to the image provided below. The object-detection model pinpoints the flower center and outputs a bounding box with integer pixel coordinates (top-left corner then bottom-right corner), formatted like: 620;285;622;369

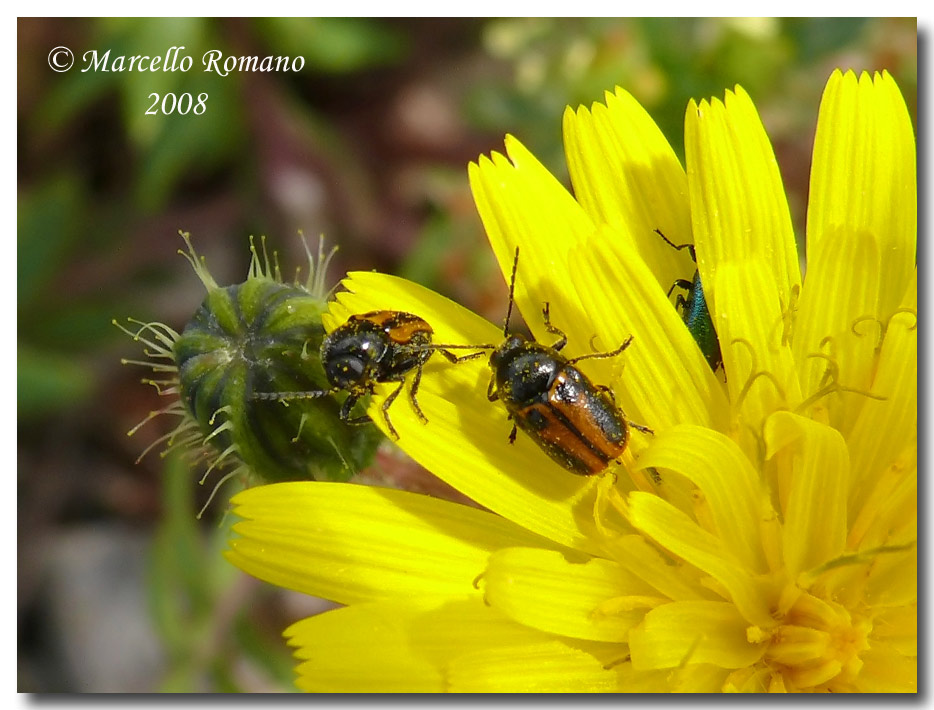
761;591;871;691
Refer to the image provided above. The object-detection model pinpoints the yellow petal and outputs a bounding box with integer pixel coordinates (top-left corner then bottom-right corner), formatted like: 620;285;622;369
624;491;773;627
853;641;917;693
225;482;551;605
722;666;773;692
285;597;548;692
864;539;916;608
791;224;881;432
636;424;771;572
845;306;917;526
288;602;443;692
570;226;729;432
468;135;593;344
763;412;848;579
482;547;660;642
871;605;917;657
628;601;767;670
848;441;916;552
605;534;714;604
563;87;693;292
669;664;734;692
685;85;800;315
447;639;625;692
823;512;916;612
713;260;802;437
329;271;615;555
795;71;917;435
807;70;916;319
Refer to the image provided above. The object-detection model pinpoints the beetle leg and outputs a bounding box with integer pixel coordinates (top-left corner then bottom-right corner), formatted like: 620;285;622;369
628;420;654;436
406;366;429;424
595;383;617;404
542;302;568;352
487;374;500;402
654;228;696;262
379;382;405;440
508;420;518;445
338;393;369;425
340;415;375;428
435;347;460;363
667;278;693;300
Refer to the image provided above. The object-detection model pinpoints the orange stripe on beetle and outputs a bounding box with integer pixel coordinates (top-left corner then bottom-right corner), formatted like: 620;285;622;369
517;401;619;475
549;370;628;460
352;311;434;345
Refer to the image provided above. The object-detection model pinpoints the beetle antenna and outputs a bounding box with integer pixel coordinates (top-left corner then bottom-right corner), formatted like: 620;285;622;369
503;247;520;336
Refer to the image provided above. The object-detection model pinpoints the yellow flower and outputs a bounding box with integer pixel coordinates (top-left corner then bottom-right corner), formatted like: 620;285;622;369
226;70;916;692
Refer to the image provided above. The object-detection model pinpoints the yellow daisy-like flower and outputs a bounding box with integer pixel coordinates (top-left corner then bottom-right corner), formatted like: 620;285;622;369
225;69;916;692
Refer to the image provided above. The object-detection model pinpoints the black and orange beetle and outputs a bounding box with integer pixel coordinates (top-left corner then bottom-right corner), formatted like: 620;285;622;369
257;310;484;440
654;229;723;373
483;249;652;475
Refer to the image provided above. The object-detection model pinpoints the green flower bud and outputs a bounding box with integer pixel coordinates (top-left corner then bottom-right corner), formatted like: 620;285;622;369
118;232;382;514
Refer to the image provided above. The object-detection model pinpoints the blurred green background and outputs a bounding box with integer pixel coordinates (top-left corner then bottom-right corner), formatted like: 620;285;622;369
17;18;917;692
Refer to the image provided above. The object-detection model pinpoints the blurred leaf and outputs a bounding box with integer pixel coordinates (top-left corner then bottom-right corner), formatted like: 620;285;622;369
135;69;243;211
210;663;242;693
399;212;457;288
28;300;131;351
35;67;122;138
707;24;793;100
17;344;95;418
254;18;408;73
113;18;209;147
786;17;869;62
17;176;84;309
148;452;253;691
104;19;246;212
148;453;205;655
234;616;297;689
149;452;219;693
